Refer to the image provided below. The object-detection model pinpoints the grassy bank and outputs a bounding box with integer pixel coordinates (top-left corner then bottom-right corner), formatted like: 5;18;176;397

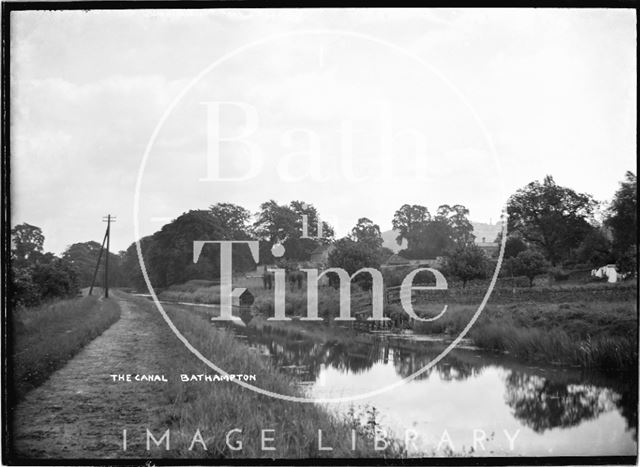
158;278;638;306
128;295;404;458
158;280;221;304
159;277;347;321
12;295;121;399
413;300;637;371
156;278;637;371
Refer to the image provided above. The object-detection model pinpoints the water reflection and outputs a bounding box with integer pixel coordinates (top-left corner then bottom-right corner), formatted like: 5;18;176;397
216;320;637;455
234;324;485;383
504;373;619;432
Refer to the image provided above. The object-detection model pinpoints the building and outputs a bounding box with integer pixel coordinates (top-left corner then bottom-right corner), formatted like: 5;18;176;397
382;254;444;271
475;237;499;257
383;254;410;268
308;244;334;268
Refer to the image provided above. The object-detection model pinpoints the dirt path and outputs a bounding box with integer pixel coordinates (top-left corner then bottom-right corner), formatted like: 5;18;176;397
11;295;177;458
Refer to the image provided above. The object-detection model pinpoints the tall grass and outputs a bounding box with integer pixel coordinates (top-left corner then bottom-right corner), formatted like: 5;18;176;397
159;286;221;304
158;276;370;319
412;301;637;371
576;336;638;370
129;295;404;458
12;295;121;399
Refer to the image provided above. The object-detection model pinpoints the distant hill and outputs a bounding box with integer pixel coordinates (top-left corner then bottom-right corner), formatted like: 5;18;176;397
472;221;503;244
381;230;407;252
381;221;503;253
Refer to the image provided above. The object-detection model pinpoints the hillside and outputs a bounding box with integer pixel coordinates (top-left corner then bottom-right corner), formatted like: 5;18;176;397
472;221;504;244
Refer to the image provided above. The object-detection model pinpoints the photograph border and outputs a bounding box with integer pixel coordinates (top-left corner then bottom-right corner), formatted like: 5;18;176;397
1;1;638;465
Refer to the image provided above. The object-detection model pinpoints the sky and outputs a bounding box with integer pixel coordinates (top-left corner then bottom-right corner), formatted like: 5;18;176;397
10;8;637;254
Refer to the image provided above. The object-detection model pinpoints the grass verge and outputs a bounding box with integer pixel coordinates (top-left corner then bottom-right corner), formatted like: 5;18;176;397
128;294;405;458
12;295;121;399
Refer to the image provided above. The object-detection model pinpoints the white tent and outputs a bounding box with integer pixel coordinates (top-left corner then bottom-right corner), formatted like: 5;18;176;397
592;264;619;283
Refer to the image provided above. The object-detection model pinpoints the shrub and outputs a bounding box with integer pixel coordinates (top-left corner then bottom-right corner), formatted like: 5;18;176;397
549;267;570;282
327;239;381;290
11;258;79;308
445;245;489;288
385;303;411;329
506;250;549;287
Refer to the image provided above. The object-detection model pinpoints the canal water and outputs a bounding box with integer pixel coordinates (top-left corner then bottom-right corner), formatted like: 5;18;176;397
219;319;637;457
146;297;636;457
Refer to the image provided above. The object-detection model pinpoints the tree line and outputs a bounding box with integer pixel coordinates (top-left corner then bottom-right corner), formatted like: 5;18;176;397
120;170;636;290
9;171;636;306
502;172;637;285
9;224;126;307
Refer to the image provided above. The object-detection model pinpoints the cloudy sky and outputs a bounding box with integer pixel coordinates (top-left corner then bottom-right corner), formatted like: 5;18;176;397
10;8;636;254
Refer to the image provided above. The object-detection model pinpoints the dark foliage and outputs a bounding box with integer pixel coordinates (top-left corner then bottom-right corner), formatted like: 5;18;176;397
507;176;596;266
10;224;79;307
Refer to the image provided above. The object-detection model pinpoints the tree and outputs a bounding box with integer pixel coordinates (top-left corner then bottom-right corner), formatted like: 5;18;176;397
327;238;380;290
436;204;475;247
120;236;155;290
392;203;475;259
63;241;125;288
494;231;528;260
289;200;334;241
31;258;79;301
392;204;431;247
209;203;252;239
401;219;453;259
254;200;333;263
10;224;79;306
254;200;299;244
506;250;549;287
288;200;335;260
507;176;596;266
605;171;637;272
574;228;614;268
350;218;394;268
10;267;41;307
11;223;45;268
350;217;383;250
616;245;637;276
445;245;489;288
126;209;256;288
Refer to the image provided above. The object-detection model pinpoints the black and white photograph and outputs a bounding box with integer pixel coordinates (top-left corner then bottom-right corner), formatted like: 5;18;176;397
1;4;638;464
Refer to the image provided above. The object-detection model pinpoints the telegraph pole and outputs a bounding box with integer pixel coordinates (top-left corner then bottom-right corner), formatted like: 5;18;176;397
88;228;108;296
102;214;115;298
89;214;116;297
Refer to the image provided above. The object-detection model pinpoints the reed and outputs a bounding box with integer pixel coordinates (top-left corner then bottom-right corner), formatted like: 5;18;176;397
413;301;637;371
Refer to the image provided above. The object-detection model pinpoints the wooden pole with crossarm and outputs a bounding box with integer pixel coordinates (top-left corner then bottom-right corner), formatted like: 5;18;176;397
88;228;108;296
102;214;115;298
88;214;116;297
